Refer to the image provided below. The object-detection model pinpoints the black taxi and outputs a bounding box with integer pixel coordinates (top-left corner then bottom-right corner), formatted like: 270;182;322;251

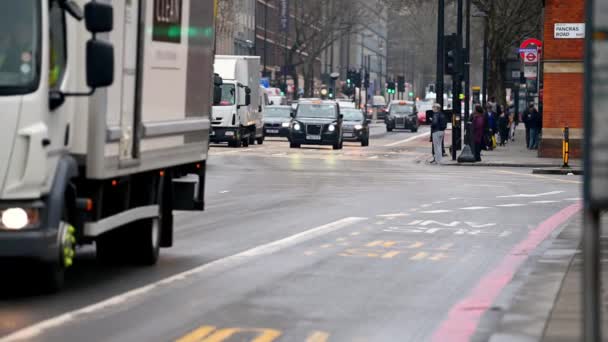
289;100;343;150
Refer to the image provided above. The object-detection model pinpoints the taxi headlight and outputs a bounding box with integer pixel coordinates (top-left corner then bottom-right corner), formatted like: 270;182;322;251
328;124;336;132
1;208;40;230
293;123;301;131
354;124;363;130
282;122;290;128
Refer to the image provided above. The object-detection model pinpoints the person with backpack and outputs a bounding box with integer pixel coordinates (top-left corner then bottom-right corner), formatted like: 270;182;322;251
430;103;447;164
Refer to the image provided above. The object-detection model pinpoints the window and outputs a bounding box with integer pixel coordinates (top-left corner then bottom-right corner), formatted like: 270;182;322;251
0;0;40;95
48;0;67;90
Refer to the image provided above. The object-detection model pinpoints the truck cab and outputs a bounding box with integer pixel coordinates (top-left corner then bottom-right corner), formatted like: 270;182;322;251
0;0;217;292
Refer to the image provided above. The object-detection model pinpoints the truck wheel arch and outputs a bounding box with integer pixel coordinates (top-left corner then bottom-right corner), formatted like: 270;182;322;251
47;156;79;232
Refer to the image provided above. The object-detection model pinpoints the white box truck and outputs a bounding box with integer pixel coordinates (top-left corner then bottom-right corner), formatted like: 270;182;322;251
211;56;265;147
0;0;218;291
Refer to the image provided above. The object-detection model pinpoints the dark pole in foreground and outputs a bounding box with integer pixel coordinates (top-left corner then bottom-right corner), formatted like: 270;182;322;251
464;0;471;128
583;0;601;340
458;0;475;163
263;2;268;77
452;0;463;161
436;0;445;109
482;16;488;107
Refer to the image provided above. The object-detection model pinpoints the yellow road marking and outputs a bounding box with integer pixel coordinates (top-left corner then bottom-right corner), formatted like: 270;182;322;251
429;253;449;261
306;331;330;342
410;252;429;260
351;232;361;236
321;244;333;248
407;242;425;249
200;328;282;342
381;251;402;259
497;170;581;184
366;240;397;248
176;326;216;342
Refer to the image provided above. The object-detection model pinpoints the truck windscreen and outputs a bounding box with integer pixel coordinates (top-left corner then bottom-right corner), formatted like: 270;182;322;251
217;84;235;106
0;0;40;95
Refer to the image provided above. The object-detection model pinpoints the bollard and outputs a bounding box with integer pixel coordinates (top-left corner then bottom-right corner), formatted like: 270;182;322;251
563;126;570;168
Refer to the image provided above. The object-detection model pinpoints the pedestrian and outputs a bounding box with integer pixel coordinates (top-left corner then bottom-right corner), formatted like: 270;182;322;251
528;104;541;149
523;103;534;148
430;103;447;164
508;110;516;142
472;105;485;162
497;108;509;146
485;104;497;150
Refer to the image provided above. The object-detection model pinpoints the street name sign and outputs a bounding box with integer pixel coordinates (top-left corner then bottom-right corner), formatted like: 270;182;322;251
554;23;586;39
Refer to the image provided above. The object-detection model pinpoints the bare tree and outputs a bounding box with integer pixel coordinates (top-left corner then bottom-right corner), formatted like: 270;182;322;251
472;0;543;106
382;0;456;97
287;0;366;96
215;0;235;54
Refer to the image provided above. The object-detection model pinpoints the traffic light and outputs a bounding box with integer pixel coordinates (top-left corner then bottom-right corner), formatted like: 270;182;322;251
328;88;334;99
397;76;406;93
346;70;353;86
364;73;370;89
354;70;362;88
279;82;287;96
408;92;414;98
444;33;461;76
387;81;396;94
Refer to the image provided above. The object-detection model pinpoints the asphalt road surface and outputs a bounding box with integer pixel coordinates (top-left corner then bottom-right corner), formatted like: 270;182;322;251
0;127;582;342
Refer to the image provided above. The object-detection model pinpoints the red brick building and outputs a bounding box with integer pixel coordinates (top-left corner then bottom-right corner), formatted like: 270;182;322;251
540;0;586;158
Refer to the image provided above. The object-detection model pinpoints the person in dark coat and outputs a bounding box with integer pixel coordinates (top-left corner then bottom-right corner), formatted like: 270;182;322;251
497;108;509;146
472;105;485;162
485;104;497;150
528;105;541;149
522;103;535;148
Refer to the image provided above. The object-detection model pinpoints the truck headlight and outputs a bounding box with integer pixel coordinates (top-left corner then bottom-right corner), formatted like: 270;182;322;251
1;208;40;230
328;124;336;132
282;122;290;128
354;124;363;130
293;123;301;131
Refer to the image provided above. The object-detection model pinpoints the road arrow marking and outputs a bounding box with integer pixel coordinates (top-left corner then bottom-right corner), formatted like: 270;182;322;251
421;210;453;214
498;191;565;198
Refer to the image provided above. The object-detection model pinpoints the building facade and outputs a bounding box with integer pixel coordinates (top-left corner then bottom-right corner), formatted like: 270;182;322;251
216;0;256;55
540;0;585;158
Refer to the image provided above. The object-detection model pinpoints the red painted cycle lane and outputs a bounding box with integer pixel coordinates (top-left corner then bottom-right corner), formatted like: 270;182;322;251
431;202;582;342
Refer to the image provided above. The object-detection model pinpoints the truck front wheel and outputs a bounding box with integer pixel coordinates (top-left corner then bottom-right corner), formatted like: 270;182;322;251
40;221;76;293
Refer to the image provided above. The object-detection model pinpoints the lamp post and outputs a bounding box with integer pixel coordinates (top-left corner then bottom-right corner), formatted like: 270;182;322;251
457;0;476;163
436;0;445;109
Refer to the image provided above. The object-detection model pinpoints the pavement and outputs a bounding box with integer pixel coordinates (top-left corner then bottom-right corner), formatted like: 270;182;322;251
484;213;608;342
0;126;585;342
441;126;582;170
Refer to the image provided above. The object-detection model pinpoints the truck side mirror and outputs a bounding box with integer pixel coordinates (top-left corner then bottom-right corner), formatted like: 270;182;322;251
245;93;251;106
213;86;222;105
86;40;114;88
290;111;295;118
213;73;223;105
85;2;113;33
